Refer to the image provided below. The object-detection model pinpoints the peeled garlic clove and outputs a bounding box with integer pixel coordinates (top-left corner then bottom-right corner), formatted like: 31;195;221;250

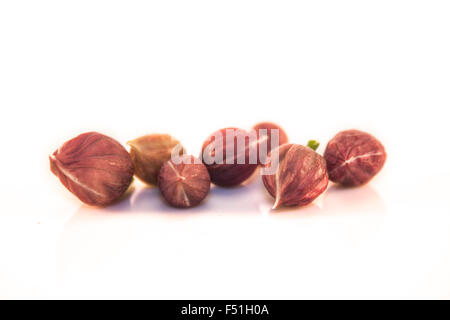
49;132;134;206
252;122;289;165
158;155;211;208
128;134;184;185
324;129;386;186
200;128;258;187
262;144;328;209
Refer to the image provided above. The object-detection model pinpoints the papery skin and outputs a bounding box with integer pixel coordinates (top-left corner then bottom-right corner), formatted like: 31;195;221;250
49;132;134;206
158;155;211;208
252;122;289;165
324;130;386;186
262;144;328;209
201;128;258;187
128;134;184;185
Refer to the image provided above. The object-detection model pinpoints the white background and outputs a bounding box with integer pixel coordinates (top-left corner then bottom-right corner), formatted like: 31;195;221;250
1;1;449;299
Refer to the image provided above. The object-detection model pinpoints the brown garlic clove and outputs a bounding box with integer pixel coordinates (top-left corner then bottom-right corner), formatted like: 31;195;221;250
201;128;258;187
128;134;184;186
49;132;134;206
262;144;328;209
252;122;289;165
324;129;387;186
158;155;211;208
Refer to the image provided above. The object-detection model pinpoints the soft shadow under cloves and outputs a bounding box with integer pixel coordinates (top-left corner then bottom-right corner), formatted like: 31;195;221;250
129;185;209;216
321;184;386;216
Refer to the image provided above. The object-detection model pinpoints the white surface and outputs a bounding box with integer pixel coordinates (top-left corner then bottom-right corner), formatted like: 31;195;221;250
1;1;450;299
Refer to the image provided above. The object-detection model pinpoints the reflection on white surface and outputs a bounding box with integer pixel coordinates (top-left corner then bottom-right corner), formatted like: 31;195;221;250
1;171;449;299
53;177;393;298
